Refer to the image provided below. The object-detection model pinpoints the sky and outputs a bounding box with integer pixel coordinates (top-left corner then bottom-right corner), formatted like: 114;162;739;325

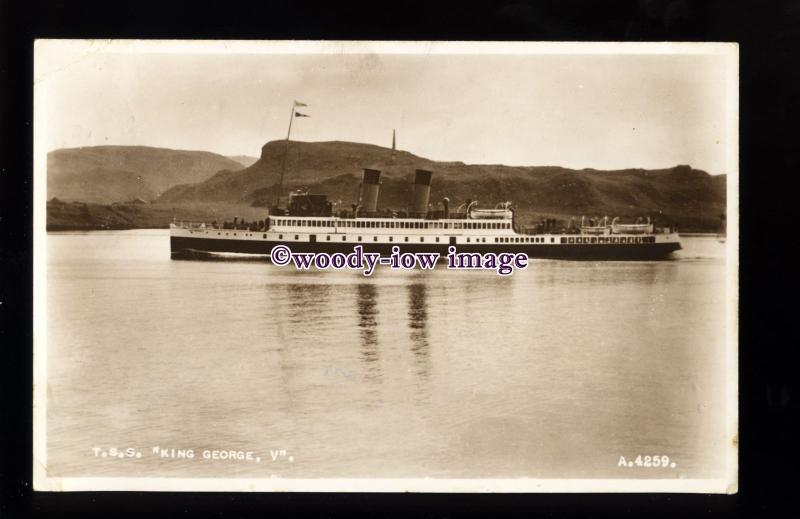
36;42;735;174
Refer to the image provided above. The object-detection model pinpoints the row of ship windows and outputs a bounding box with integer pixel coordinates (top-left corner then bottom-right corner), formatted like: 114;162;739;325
272;219;511;230
562;236;656;244
273;235;491;243
495;237;553;243
209;232;654;245
214;230;524;244
215;232;472;242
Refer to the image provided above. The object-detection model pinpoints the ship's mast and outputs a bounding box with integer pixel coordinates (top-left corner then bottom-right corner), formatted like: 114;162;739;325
275;100;308;209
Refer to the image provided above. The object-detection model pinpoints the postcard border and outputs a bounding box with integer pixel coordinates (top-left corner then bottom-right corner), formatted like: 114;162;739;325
32;39;739;494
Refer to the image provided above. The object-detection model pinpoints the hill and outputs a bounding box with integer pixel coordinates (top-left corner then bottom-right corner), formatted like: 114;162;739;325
159;140;726;231
46;199;267;232
47;145;245;204
227;155;260;168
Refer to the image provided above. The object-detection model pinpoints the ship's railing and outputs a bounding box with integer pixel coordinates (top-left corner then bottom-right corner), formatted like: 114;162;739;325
171;220;217;230
171;220;265;231
522;222;673;236
579;224;656;235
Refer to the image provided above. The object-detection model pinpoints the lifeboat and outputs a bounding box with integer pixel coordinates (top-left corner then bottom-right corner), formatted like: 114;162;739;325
469;201;513;220
580;216;610;235
610;217;653;235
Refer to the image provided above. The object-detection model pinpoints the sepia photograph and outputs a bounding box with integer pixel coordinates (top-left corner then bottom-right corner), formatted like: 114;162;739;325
33;40;738;492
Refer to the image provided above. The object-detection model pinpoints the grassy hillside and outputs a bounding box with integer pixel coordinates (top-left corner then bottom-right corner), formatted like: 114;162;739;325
48;145;245;204
46;199;267;232
227;155;260;168
158;140;726;232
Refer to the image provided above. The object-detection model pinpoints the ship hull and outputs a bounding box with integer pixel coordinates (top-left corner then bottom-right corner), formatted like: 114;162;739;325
170;235;681;261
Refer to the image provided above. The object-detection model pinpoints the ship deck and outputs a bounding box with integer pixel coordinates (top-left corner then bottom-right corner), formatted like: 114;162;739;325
170;221;682;261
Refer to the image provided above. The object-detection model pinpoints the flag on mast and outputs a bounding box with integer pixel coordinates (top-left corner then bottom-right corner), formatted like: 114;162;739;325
391;129;396;159
294;100;308;107
295;112;310;118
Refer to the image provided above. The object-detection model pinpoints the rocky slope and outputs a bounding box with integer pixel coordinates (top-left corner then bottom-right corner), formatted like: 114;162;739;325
47;145;245;204
158;140;726;230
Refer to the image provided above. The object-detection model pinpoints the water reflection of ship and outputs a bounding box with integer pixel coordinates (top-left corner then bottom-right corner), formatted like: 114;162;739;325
356;284;381;381
407;283;431;380
353;281;431;383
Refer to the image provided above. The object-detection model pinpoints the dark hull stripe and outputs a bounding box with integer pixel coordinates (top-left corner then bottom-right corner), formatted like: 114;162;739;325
171;236;681;261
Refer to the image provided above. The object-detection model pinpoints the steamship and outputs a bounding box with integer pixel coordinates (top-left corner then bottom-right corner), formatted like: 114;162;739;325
170;168;682;261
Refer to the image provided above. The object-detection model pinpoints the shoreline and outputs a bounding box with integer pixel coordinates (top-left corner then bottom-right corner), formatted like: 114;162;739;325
45;226;724;236
45;200;725;234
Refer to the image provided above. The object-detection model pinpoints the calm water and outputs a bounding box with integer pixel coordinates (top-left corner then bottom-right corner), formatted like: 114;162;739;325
45;230;729;479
